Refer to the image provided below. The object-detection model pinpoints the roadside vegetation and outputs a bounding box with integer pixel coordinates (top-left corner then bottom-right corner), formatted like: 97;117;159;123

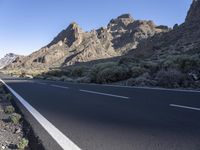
4;105;15;114
0;83;45;150
33;53;200;90
17;138;29;150
0;84;29;150
1;68;48;79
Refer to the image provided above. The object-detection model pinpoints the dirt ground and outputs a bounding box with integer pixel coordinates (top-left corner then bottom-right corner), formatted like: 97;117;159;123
0;85;29;150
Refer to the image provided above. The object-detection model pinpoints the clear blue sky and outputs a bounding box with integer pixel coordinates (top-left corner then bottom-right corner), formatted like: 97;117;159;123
0;0;192;58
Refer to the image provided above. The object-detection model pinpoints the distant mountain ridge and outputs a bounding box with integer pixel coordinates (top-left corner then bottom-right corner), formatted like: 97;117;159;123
5;14;169;70
0;53;19;69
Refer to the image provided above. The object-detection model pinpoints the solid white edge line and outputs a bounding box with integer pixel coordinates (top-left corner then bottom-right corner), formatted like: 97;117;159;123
50;84;69;89
0;79;81;150
80;89;129;99
170;104;200;111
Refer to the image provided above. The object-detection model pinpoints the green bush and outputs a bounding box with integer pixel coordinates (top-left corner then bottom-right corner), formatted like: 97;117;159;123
131;66;146;78
163;54;200;72
60;76;74;82
46;70;65;77
140;61;160;74
98;67;130;83
46;66;89;78
4;106;15;114
70;66;89;77
156;69;186;88
126;73;156;86
17;138;29;150
118;57;139;67
89;62;131;83
90;62;117;82
9;113;22;124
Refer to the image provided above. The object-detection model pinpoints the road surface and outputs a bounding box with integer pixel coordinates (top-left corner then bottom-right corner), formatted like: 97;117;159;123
1;74;200;150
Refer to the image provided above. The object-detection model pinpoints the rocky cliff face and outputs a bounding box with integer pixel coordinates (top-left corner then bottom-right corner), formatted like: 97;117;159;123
185;0;200;24
6;14;169;70
130;0;200;59
0;53;20;69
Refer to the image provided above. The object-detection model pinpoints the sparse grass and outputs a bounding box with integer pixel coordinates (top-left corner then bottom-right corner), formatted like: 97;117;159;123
9;113;22;124
4;105;15;114
17;138;29;150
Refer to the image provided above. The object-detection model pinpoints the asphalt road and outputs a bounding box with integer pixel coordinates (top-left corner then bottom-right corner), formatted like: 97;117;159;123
1;75;200;150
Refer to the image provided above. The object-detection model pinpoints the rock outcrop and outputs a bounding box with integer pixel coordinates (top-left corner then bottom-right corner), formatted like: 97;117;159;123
47;22;84;48
108;14;168;53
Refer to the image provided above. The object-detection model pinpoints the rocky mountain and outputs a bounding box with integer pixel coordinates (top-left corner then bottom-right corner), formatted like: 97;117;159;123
0;53;19;69
5;14;169;71
131;0;200;59
185;0;200;24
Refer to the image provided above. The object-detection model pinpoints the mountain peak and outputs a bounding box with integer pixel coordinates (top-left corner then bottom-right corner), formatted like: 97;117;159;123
185;0;200;24
47;22;83;48
68;22;80;29
108;13;134;29
117;14;133;19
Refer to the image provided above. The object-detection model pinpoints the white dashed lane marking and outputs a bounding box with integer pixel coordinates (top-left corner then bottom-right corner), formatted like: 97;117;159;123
170;104;200;111
80;89;129;99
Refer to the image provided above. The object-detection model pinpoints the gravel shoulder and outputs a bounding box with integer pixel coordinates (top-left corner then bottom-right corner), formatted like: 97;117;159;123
0;83;29;150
